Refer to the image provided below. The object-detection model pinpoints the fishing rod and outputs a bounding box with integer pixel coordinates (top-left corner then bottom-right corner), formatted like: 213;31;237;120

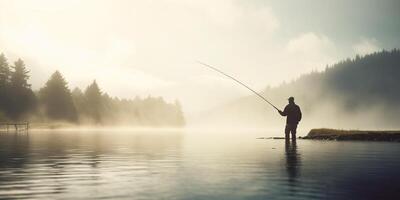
196;61;280;111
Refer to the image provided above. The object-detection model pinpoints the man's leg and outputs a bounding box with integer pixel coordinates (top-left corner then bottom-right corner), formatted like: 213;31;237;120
291;124;298;141
285;124;290;139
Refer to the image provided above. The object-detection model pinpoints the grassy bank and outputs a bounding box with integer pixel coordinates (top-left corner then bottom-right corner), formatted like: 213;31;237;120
303;128;400;142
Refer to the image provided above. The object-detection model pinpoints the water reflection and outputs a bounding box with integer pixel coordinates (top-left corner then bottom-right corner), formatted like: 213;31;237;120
1;131;400;199
285;138;301;191
0;131;184;199
0;133;30;168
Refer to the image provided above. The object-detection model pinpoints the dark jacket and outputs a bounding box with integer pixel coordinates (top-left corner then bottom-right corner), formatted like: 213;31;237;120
279;103;302;124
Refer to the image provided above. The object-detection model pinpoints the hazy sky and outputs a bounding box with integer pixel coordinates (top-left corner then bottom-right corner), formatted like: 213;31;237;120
0;0;399;114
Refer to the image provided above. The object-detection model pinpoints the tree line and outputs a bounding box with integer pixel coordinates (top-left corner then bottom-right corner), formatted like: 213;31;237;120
0;53;185;127
209;49;400;128
261;49;400;113
259;49;400;127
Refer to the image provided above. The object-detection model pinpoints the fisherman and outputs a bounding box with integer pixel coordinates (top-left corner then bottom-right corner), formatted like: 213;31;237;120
279;97;302;140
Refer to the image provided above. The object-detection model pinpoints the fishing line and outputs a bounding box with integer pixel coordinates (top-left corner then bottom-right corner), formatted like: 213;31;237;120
196;61;279;111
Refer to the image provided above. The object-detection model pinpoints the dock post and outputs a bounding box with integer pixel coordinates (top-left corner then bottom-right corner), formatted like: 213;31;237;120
1;122;30;133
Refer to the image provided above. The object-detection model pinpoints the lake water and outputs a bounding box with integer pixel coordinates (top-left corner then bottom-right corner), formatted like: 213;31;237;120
0;130;399;199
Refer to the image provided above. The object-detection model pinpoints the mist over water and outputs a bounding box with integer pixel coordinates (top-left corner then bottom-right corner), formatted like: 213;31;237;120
0;130;399;199
195;50;400;131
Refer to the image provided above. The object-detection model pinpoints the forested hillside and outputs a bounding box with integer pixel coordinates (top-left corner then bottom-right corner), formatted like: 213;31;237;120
204;49;400;129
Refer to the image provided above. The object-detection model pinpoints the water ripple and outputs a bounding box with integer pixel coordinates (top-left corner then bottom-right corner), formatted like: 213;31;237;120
0;132;399;199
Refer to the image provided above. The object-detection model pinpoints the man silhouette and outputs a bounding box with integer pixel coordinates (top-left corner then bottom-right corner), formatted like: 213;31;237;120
279;97;302;140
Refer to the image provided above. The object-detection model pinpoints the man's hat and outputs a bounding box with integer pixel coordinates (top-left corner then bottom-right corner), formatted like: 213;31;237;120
288;96;294;101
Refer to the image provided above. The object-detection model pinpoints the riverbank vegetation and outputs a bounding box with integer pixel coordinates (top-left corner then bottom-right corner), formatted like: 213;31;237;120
0;53;185;127
303;128;400;141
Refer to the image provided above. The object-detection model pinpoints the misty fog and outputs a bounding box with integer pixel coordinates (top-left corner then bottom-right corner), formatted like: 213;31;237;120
191;50;400;132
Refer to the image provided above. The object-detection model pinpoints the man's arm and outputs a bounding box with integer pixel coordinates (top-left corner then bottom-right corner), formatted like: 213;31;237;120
279;106;288;116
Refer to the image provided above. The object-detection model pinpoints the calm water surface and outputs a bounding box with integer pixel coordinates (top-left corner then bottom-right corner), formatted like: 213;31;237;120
0;130;399;199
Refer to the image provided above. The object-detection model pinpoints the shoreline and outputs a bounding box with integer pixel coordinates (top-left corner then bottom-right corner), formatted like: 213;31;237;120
302;128;400;142
0;122;185;132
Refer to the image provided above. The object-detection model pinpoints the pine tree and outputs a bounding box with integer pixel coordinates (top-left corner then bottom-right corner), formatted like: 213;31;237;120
0;53;10;119
84;80;103;123
0;53;10;87
71;87;86;118
39;71;77;122
7;58;36;120
10;59;30;89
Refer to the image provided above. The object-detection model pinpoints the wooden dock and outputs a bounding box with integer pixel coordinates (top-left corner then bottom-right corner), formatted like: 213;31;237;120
0;122;29;133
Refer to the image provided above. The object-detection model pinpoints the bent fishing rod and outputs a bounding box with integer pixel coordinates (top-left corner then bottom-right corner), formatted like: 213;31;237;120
196;61;280;111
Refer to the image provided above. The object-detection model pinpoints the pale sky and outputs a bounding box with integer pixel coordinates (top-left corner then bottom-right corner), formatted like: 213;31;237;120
0;0;399;115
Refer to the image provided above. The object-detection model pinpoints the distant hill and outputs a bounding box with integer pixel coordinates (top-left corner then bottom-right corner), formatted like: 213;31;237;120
200;49;400;130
